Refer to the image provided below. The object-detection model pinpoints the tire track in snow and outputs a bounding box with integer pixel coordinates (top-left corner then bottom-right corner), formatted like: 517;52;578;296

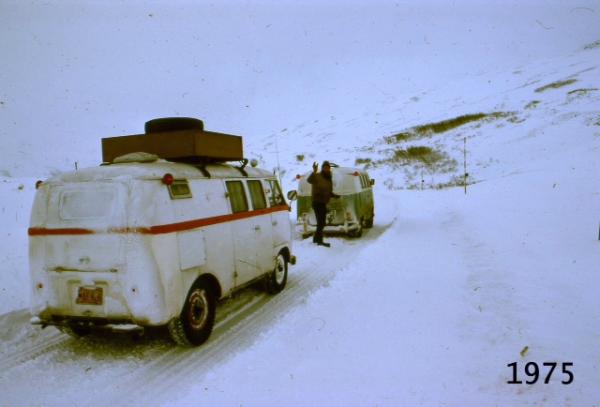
0;330;68;371
1;195;397;406
109;254;336;405
122;267;340;405
107;221;395;406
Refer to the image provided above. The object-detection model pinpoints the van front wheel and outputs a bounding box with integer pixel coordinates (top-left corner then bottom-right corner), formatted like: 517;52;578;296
265;253;288;294
168;281;216;346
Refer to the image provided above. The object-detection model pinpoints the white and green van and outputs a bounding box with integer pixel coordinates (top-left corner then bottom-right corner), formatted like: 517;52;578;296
290;164;375;238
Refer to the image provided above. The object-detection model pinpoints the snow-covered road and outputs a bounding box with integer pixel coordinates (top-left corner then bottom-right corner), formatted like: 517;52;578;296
0;196;397;407
1;167;599;406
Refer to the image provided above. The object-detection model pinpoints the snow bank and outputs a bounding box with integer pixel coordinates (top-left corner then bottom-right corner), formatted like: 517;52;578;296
0;178;36;315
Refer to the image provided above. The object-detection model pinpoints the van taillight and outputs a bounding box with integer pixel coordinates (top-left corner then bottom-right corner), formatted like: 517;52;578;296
35;180;43;189
162;173;174;185
352;171;360;176
296;174;301;180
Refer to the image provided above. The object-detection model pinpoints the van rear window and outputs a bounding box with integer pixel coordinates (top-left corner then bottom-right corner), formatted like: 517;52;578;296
59;189;116;220
226;181;248;213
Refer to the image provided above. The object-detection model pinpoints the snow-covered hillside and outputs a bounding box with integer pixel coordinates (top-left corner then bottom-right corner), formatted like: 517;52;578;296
1;1;599;406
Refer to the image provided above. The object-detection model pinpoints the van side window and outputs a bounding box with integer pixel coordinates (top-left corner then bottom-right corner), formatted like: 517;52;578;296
361;174;369;189
268;180;286;206
226;181;248;213
364;173;372;188
247;180;267;210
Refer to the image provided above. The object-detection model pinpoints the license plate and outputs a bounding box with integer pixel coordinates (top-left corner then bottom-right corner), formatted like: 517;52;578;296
76;286;103;305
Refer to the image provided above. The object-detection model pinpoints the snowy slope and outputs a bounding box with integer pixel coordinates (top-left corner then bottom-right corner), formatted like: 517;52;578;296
1;1;600;406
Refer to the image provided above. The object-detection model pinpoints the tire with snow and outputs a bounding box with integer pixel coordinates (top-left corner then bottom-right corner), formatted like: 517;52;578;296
144;117;204;134
265;253;288;294
168;280;216;346
348;222;363;238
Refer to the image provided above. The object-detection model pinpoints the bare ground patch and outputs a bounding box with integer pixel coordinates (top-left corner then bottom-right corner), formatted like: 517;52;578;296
584;39;600;50
384;111;514;143
535;79;578;93
567;88;598;96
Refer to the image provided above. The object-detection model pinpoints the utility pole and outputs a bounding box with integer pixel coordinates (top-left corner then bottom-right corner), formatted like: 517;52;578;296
463;137;467;195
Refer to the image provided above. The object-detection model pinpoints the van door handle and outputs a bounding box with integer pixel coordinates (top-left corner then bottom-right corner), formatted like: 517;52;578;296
254;225;261;231
272;221;278;226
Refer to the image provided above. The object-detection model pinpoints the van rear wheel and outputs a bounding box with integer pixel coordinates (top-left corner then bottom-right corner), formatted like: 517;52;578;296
168;281;216;346
265;253;288;294
348;222;363;238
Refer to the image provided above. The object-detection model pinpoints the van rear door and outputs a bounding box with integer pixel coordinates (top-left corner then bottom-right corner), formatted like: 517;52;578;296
44;182;127;273
266;179;291;247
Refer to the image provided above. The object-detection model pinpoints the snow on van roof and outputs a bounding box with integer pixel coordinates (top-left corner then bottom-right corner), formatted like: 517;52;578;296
45;160;273;183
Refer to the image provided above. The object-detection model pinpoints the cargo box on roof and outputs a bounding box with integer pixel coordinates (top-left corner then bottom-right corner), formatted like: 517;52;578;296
101;129;244;164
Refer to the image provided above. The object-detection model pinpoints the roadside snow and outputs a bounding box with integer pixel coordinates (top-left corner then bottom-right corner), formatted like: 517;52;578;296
0;178;36;315
173;162;600;406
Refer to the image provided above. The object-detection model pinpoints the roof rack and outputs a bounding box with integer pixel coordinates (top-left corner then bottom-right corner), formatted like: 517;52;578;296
235;159;249;177
101;118;244;164
194;164;211;178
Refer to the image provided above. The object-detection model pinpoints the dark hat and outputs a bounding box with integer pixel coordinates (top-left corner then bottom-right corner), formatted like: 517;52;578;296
322;160;331;168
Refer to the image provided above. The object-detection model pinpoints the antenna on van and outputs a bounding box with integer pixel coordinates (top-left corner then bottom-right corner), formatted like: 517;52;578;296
274;131;283;186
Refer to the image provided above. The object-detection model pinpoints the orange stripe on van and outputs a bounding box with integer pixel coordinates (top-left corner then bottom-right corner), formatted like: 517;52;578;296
28;228;95;236
28;204;290;236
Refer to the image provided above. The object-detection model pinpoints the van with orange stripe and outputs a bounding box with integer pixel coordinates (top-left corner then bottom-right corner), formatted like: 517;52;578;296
29;152;296;346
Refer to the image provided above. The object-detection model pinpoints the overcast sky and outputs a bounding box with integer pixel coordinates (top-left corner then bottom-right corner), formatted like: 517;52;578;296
1;0;598;176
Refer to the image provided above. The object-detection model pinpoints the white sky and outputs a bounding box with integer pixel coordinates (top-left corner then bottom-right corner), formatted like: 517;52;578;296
1;0;599;175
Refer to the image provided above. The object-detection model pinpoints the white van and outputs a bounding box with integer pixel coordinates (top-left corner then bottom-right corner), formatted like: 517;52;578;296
291;164;374;238
28;155;295;346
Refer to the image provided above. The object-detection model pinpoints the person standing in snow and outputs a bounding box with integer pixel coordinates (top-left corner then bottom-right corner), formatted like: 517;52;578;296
307;160;339;247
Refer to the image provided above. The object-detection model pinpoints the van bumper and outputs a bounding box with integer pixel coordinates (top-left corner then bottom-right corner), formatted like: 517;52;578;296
31;315;146;333
298;222;361;237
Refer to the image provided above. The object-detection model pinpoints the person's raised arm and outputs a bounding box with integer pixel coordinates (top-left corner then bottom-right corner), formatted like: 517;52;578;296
307;162;318;183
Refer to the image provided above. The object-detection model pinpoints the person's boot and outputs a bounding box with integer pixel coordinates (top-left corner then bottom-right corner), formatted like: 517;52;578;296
316;234;331;247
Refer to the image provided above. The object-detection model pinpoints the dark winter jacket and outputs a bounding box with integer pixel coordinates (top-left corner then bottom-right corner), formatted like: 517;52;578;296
307;171;337;204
